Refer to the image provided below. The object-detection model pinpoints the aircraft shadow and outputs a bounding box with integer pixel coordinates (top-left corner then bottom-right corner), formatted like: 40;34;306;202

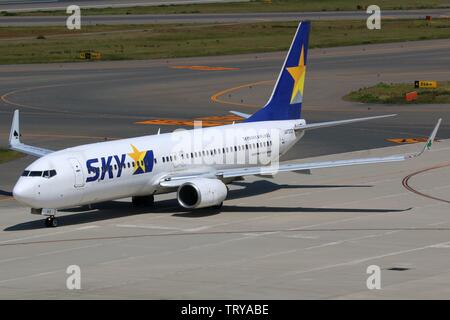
5;181;403;231
227;180;372;201
0;190;12;197
173;206;411;217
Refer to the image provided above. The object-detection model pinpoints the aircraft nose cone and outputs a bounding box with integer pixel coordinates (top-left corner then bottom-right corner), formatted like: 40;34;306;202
13;180;35;206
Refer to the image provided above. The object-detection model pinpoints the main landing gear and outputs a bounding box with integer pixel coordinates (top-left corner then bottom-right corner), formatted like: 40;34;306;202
45;216;58;228
132;195;155;207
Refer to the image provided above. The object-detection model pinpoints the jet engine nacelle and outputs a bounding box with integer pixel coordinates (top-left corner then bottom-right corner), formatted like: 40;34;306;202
177;178;227;209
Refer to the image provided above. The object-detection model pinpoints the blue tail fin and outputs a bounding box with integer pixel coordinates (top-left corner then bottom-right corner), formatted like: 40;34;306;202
245;21;310;122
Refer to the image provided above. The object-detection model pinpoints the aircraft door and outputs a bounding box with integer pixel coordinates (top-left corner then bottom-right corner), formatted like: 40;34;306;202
69;158;85;188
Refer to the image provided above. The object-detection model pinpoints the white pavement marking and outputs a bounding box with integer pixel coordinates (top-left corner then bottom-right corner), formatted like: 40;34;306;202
0;269;61;285
0;227;84;245
281;240;450;278
75;225;99;230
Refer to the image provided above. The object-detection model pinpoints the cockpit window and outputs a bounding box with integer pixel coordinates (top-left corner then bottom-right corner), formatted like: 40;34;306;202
42;170;57;178
24;170;57;178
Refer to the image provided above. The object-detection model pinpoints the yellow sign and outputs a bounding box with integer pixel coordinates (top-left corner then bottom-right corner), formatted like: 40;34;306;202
79;51;101;60
415;80;438;88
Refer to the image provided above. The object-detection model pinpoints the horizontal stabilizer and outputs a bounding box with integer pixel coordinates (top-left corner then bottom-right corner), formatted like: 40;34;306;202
229;111;251;119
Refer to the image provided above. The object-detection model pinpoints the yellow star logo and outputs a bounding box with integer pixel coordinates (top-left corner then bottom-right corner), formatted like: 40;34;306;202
128;144;146;172
286;46;306;104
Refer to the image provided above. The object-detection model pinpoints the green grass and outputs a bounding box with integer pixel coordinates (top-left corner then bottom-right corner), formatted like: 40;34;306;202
2;0;449;16
1;19;450;64
0;149;23;164
344;81;450;104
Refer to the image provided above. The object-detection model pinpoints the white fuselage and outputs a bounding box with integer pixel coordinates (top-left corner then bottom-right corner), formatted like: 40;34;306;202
13;119;305;209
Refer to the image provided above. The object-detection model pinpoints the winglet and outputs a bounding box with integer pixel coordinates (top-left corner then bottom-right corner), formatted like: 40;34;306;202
410;118;442;158
9;110;21;147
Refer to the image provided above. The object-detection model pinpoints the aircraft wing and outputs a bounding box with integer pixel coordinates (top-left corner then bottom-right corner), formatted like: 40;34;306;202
159;119;441;186
295;114;397;131
9;110;53;157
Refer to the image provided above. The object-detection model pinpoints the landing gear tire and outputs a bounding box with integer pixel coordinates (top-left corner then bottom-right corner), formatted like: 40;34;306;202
132;195;155;207
45;216;58;228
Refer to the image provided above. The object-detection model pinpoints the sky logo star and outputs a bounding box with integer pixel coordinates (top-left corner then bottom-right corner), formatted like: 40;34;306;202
128;144;147;174
286;46;306;104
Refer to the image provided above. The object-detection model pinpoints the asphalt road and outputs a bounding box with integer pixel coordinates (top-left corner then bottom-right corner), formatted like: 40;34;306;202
0;0;247;12
2;9;450;26
0;39;449;298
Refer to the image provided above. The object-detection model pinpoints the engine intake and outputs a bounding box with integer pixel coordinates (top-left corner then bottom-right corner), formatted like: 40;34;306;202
177;178;227;209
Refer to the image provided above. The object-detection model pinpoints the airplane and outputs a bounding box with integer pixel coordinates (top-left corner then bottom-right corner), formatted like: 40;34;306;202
8;21;441;228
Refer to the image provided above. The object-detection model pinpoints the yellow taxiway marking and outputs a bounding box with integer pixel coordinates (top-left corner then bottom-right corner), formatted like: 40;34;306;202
171;65;240;71
386;137;440;144
210;80;274;108
135;115;243;127
137;80;274;126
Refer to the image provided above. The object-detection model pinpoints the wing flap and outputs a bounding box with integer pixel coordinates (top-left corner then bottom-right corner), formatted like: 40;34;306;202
217;155;406;179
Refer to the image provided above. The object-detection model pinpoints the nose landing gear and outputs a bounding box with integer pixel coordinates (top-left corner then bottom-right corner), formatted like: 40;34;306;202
44;216;58;228
31;208;59;228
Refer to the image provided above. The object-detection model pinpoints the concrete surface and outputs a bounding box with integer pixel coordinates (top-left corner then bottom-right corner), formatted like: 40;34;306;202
0;140;449;299
0;38;449;299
